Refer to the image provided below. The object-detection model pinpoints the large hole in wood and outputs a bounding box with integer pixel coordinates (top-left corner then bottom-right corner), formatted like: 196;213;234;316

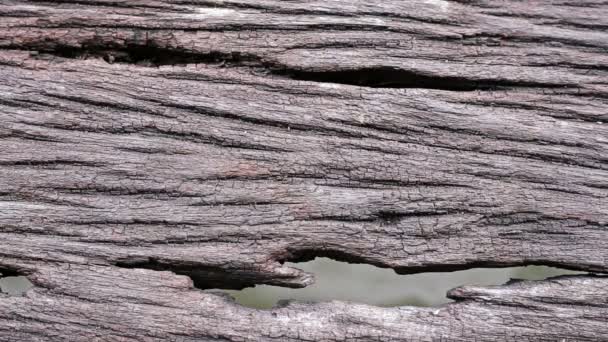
0;268;33;296
209;257;584;309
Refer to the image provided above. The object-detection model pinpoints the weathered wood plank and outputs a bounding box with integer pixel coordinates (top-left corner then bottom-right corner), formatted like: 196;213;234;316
1;0;607;340
4;262;608;341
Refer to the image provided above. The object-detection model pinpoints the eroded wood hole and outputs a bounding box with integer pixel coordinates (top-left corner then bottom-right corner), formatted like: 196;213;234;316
208;257;584;309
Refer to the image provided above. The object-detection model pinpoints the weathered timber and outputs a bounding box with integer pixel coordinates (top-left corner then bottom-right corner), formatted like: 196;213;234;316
0;0;607;340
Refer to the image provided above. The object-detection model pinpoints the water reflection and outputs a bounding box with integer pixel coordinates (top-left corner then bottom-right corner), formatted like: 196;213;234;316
223;257;584;309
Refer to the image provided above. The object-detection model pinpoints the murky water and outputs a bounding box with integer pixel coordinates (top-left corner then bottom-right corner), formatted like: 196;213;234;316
223;257;584;309
0;276;33;296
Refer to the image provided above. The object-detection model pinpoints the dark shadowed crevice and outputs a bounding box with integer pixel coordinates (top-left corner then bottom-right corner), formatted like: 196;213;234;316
40;43;265;67
0;266;20;278
374;209;454;225
281;67;573;90
115;257;274;290
18;43;575;91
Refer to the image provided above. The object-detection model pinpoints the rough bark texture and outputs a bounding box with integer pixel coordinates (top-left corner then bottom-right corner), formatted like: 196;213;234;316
0;0;607;341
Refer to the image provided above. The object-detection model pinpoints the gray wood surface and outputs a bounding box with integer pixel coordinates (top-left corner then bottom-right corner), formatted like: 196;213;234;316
0;0;607;340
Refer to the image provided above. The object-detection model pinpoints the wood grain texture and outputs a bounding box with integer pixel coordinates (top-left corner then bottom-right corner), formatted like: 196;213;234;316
0;0;607;340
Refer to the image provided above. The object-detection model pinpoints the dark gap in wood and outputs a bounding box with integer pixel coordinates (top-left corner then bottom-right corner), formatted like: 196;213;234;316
115;257;266;290
0;159;103;167
0;266;20;279
42;43;264;67
375;210;452;224
281;67;573;91
21;44;574;91
309;210;471;226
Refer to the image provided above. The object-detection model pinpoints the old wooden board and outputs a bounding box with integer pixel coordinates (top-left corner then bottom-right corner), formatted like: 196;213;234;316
0;0;607;340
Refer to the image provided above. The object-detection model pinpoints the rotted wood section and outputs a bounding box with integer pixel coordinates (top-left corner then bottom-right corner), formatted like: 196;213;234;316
0;0;607;340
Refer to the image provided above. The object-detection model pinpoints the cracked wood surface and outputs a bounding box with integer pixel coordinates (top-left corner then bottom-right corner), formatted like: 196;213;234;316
0;0;607;341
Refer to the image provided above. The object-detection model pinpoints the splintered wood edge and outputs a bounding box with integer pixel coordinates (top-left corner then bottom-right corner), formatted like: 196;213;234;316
0;0;607;340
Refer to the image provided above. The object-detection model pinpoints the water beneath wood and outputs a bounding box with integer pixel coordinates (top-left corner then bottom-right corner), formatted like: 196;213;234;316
222;257;583;309
0;276;33;296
